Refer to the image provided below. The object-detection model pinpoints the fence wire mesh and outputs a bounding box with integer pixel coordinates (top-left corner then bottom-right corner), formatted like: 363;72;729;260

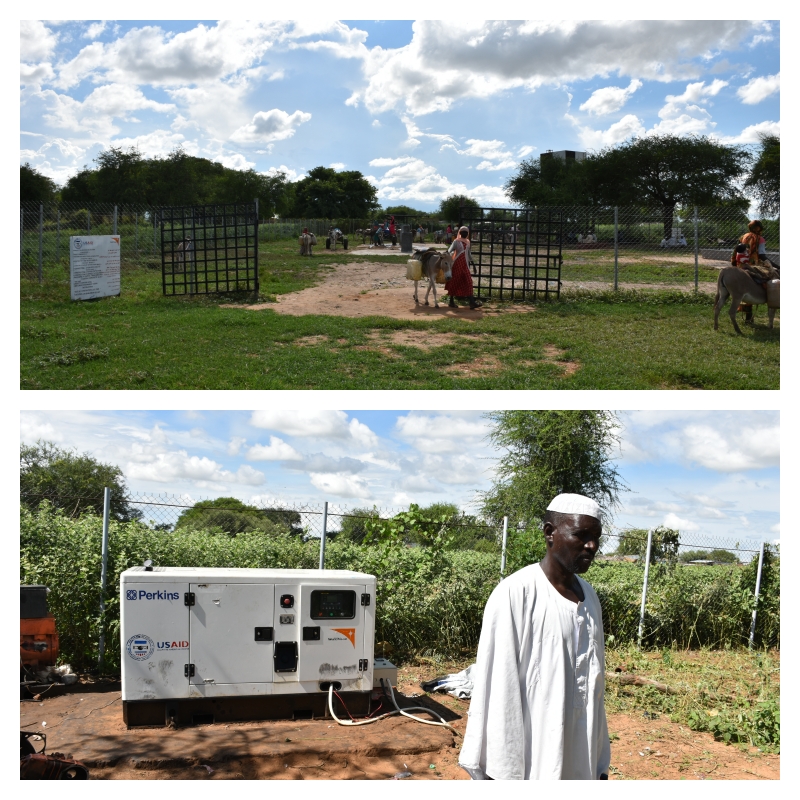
24;202;780;293
20;490;779;653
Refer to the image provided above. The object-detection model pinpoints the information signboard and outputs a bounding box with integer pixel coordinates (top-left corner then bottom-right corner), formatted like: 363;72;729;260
70;235;121;301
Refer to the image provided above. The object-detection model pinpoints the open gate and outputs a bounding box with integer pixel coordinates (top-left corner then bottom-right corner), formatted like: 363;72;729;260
458;206;563;300
160;202;258;296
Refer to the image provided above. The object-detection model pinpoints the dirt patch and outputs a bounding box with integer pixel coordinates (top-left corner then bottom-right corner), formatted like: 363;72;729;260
222;259;497;321
443;355;503;377
293;335;330;347
606;712;779;780
519;344;581;377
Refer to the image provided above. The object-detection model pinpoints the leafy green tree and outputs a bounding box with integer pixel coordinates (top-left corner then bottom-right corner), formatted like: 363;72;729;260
438;194;482;222
744;134;779;216
20;164;59;203
679;548;739;563
504;154;593;206
614;526;680;564
174;497;302;536
584;134;750;236
384;204;426;217
289;166;379;218
20;441;141;522
336;507;382;543
481;411;626;528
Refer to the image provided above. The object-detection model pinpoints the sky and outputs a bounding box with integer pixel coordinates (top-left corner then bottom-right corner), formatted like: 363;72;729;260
20;19;781;211
20;409;779;550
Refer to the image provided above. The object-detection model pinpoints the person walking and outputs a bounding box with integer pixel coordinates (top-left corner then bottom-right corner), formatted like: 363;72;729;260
446;226;481;309
459;493;610;780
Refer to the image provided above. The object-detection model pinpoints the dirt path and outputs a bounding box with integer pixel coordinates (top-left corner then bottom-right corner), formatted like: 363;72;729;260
223;255;715;321
22;665;778;780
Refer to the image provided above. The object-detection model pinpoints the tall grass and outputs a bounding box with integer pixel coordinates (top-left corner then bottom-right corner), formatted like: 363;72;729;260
20;505;778;673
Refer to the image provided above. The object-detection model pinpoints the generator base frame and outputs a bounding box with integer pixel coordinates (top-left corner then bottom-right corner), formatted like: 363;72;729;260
123;691;372;728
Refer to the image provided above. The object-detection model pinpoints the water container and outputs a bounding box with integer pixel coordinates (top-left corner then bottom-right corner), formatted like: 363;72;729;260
406;260;422;281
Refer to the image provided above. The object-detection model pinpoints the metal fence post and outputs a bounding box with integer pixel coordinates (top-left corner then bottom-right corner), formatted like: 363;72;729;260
637;528;653;648
319;501;328;569
254;197;259;294
88;209;91;234
693;206;699;292
153;210;157;256
113;204;118;235
748;541;765;649
135;211;138;254
613;206;619;291
500;516;509;578
98;487;111;670
38;203;43;284
56;208;61;261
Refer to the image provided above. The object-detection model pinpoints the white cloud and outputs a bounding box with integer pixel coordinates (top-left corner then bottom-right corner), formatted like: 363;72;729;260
716;120;780;145
369;156;416;167
395;412;491;454
663;512;699;532
229;109;311;144
770;523;780;534
680;425;779;472
110;129;191;159
344;21;755;116
329;162;346;170
127;450;265;486
249;410;378;447
227;437;246;456
568;113;645;150
20;20;58;62
309;473;371;499
579;79;642;116
262;164;303;181
246;436;303;462
737;72;780;104
517;145;535;157
372;119;381;127
83;21;108;40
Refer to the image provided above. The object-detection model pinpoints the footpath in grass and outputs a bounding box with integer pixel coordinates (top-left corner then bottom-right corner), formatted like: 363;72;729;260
20;241;779;390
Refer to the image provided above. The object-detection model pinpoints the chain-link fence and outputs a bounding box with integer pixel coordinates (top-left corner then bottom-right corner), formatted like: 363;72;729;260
22;489;778;653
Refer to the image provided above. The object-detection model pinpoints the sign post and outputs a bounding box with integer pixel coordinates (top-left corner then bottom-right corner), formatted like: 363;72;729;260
70;235;121;301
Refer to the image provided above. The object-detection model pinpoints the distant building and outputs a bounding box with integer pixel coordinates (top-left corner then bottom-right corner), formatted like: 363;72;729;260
540;150;586;164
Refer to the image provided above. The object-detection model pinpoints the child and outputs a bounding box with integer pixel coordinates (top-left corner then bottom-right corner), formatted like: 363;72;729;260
733;242;750;267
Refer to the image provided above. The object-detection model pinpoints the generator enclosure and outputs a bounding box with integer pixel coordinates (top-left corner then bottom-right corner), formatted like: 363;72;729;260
120;567;376;726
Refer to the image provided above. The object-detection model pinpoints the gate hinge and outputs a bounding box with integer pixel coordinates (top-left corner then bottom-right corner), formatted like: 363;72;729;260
359;659;369;672
361;593;370;607
184;592;195;606
184;663;195;677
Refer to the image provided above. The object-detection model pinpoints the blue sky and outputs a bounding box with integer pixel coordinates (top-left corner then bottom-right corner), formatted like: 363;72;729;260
20;410;779;549
20;20;780;210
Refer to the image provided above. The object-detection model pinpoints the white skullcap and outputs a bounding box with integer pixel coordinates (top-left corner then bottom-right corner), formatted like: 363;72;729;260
547;493;602;521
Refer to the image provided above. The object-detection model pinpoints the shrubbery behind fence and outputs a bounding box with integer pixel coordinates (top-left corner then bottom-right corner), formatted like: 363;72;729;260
20;492;779;672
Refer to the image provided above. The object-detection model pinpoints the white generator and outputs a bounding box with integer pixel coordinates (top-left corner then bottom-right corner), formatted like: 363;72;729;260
120;566;378;727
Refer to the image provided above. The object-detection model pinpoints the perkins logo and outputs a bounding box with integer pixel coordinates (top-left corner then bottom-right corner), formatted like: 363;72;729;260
157;640;188;650
128;590;180;601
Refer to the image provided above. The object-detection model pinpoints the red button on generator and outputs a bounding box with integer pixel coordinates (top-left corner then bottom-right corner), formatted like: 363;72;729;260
280;594;294;608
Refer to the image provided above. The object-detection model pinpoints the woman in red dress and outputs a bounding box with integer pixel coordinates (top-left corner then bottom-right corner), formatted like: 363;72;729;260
446;226;482;309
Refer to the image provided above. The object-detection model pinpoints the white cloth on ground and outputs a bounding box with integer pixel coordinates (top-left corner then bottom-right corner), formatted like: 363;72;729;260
424;664;475;699
458;562;611;780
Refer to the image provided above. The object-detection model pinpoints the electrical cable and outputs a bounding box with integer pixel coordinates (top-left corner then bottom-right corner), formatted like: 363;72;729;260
327;680;460;736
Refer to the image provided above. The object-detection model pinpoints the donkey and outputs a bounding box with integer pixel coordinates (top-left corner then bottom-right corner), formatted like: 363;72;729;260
714;266;779;334
299;232;317;256
411;248;451;308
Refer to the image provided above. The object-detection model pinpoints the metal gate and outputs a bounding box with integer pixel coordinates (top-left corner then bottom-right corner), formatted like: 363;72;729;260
160;202;258;296
458;206;563;300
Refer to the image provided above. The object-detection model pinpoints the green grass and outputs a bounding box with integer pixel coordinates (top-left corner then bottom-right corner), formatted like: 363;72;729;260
20;241;779;389
605;644;780;752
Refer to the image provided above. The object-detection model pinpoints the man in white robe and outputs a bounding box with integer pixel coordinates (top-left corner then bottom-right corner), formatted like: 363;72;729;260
459;493;611;780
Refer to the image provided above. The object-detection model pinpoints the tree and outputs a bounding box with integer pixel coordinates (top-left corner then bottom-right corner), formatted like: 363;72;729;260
384;204;426;217
289;166;379;218
438;194;482;222
480;411;627;535
745;134;779;216
679;548;738;563
20;441;141;522
614;527;680;564
584;135;750;236
174;497;303;536
336;507;382;543
504;155;592;207
20;164;59;203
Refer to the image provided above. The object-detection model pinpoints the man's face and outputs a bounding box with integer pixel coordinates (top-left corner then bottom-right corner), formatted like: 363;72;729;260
546;514;602;574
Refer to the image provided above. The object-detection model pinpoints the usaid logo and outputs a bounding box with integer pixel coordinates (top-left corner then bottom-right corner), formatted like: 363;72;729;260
73;238;83;249
126;634;155;661
127;590;180;601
